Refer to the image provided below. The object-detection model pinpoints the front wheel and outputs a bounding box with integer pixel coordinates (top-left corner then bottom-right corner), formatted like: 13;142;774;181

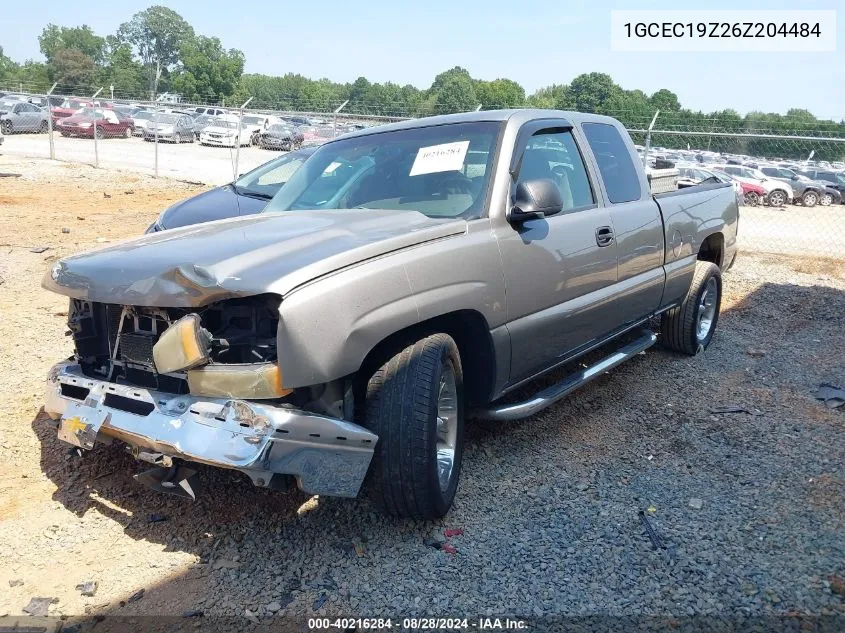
363;333;464;519
39;120;48;133
94;126;104;140
768;190;787;207
1;120;13;134
661;261;722;355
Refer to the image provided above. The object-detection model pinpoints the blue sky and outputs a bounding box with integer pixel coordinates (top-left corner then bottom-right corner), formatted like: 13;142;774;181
3;0;843;119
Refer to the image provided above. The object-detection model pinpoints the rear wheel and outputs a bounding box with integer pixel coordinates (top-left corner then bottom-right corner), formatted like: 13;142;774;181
661;261;722;355
820;192;833;206
39;120;48;133
802;190;819;207
743;191;760;206
94;126;104;140
363;333;464;519
1;120;13;134
125;127;132;138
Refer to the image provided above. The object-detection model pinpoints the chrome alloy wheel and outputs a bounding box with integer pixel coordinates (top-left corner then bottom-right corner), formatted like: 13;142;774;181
696;277;719;342
435;364;458;493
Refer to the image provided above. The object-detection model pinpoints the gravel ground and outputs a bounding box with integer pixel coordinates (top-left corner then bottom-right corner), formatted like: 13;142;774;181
0;155;843;628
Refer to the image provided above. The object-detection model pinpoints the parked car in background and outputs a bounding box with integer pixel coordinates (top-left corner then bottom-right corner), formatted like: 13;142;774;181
258;123;304;150
191;114;216;140
194;106;227;117
57;108;133;139
0;99;49;133
798;169;845;203
146;147;316;232
713;165;793;206
51;98;112;124
759;166;832;207
199;116;252;147
240;114;283;145
142;113;195;143
130;110;153;136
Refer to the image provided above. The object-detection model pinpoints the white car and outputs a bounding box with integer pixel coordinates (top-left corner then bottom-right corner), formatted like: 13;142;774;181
199;116;252;147
130;111;153;136
715;165;793;206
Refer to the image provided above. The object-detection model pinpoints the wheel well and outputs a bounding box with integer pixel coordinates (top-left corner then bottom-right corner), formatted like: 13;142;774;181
356;310;496;408
698;232;724;268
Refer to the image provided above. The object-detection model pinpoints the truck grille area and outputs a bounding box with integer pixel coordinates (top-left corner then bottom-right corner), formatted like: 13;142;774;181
67;294;281;393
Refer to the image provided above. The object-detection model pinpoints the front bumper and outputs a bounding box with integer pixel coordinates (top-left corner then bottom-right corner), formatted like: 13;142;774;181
45;362;377;498
200;135;237;146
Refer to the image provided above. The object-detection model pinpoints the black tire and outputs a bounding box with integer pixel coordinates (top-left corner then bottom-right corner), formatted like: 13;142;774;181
1;120;12;134
94;126;104;140
660;261;722;355
744;191;760;206
363;333;464;519
820;193;833;206
802;190;819;207
39;120;48;133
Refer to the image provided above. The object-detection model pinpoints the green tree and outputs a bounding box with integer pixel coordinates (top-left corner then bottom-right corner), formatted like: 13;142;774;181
526;84;573;110
428;67;477;113
51;48;95;89
97;37;147;99
117;5;195;97
170;35;244;101
569;72;621;113
474;78;525;109
39;24;105;64
650;88;680;112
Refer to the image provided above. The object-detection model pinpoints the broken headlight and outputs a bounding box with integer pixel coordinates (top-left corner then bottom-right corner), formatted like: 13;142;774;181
152;314;212;374
186;362;291;399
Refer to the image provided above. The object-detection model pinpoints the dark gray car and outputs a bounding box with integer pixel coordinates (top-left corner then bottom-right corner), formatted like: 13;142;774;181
0;100;49;133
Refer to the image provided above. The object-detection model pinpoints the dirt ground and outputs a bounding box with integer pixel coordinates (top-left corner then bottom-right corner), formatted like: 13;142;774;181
0;155;843;627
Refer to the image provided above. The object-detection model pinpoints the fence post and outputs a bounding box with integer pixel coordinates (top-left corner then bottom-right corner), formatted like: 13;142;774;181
46;82;57;160
153;98;159;178
642;109;660;169
91;87;103;169
333;100;349;138
234;97;253;181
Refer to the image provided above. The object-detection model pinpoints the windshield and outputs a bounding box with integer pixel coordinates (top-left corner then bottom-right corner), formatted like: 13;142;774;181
209;118;238;129
133;111;152;120
268;124;294;134
61;99;85;109
153;114;179;124
0;100;18;109
234;151;311;199
241;116;265;126
266;122;501;219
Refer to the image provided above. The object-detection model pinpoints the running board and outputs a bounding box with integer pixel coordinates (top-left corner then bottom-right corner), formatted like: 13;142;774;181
476;330;657;421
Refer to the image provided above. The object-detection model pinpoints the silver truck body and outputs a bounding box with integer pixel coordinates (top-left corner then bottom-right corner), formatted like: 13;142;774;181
42;110;738;499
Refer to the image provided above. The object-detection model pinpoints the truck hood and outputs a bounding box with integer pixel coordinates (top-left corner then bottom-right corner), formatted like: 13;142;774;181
43;209;467;307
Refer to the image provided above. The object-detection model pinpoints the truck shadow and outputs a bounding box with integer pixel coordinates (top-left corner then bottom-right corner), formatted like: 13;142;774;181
27;278;845;620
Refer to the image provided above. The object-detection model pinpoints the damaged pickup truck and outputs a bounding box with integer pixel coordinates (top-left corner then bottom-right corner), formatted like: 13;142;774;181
43;110;738;519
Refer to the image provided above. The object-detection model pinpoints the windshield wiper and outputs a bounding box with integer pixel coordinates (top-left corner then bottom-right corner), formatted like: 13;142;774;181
232;185;273;200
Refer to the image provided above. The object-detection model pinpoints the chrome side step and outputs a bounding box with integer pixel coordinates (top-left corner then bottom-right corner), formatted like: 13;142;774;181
476;330;657;421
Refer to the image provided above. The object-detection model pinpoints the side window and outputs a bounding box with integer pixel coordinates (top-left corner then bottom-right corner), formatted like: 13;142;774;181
516;129;595;212
582;122;642;203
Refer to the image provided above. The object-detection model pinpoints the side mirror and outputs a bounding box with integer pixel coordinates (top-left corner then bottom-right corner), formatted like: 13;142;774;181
508;179;563;223
792;175;800;181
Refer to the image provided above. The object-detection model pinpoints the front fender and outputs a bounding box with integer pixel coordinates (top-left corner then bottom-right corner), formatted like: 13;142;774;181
276;222;507;388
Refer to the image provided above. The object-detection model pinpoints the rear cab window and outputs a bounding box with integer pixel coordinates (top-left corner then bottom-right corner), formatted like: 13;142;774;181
582;122;642;203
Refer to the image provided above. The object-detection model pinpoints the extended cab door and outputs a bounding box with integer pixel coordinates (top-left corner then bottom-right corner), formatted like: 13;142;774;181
495;123;618;384
580;122;665;326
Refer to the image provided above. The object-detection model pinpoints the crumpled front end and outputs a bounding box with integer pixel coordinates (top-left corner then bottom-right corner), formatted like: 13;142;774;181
45;362;376;498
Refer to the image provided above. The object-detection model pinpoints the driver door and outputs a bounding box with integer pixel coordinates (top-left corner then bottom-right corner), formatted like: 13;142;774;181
495;125;618;384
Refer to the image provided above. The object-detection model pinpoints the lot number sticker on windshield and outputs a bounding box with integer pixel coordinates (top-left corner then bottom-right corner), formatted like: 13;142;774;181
409;141;470;176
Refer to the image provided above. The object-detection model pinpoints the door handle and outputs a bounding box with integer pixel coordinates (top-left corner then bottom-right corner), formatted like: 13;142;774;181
595;226;614;247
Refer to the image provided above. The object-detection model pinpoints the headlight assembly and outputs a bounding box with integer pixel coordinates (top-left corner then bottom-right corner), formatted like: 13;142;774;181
153;314;212;373
187;363;291;399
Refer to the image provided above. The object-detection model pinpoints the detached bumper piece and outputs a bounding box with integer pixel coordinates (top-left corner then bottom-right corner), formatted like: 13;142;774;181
45;362;377;498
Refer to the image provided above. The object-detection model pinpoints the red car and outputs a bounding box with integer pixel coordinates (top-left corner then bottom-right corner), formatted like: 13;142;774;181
57;108;133;139
736;180;767;206
51;98;114;124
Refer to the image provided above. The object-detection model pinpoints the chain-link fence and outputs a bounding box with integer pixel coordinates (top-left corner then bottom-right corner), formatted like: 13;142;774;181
2;90;843;261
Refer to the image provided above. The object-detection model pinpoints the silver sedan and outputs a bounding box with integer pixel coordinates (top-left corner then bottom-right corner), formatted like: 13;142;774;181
0;99;49;133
